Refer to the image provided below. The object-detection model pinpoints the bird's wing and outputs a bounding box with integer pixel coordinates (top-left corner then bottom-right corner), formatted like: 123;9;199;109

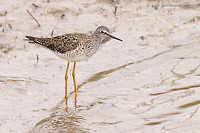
25;34;82;54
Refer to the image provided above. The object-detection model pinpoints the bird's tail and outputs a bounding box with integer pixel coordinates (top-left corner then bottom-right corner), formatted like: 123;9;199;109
25;36;51;46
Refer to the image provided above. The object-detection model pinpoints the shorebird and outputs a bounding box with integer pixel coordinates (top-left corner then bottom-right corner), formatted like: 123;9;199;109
25;26;122;103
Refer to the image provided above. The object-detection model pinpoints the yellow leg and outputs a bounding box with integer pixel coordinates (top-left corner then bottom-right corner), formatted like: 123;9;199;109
65;62;70;99
74;95;78;108
72;62;78;97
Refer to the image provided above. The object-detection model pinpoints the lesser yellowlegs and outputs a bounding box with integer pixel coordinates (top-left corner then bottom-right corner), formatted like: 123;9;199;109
25;26;122;104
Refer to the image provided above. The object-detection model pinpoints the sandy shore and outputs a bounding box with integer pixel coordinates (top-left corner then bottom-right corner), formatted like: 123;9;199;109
0;0;200;132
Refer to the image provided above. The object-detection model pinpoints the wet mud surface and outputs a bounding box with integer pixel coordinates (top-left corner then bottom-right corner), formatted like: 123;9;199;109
0;0;200;132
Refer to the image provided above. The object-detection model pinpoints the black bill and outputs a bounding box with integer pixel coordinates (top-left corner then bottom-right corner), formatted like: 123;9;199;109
105;33;123;41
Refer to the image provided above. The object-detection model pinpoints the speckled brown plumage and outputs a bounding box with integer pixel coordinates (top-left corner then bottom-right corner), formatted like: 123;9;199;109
25;26;122;106
25;26;122;62
25;34;90;54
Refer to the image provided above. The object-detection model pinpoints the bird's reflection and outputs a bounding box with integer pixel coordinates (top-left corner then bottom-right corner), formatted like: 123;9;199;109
30;104;87;133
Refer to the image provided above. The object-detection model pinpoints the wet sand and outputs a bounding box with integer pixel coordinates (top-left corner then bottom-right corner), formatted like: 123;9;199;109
0;0;200;132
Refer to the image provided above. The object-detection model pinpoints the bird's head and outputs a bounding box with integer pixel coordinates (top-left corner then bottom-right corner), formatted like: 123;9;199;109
94;26;123;43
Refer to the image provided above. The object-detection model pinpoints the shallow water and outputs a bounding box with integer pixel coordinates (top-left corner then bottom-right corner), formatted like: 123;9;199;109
0;0;200;133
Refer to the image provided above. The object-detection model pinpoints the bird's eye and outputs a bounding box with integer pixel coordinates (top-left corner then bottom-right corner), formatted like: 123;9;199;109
100;30;104;34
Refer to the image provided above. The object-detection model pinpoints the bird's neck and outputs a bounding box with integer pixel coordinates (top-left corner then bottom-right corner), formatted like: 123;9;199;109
92;34;103;45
